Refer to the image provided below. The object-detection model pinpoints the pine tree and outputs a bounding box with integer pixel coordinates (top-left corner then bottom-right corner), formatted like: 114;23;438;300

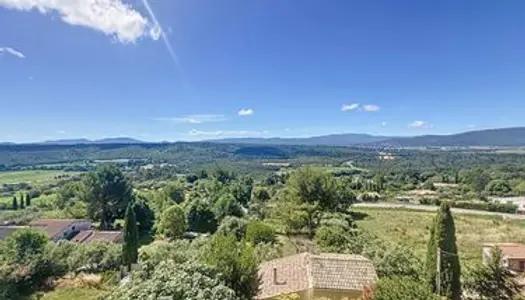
25;194;31;207
425;202;461;299
122;202;139;270
12;196;18;210
19;195;25;209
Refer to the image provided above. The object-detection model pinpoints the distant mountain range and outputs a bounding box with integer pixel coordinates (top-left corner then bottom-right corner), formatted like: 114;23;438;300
39;137;145;145
375;127;525;147
210;133;390;147
210;127;525;147
3;127;525;147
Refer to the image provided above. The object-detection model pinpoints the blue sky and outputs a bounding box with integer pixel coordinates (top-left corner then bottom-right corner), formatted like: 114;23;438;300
1;0;524;142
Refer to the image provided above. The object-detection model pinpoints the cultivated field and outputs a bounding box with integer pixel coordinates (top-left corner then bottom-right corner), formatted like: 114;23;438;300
354;207;525;267
0;170;80;185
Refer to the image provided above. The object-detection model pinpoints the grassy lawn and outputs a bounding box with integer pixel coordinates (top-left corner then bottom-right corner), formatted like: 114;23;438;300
34;288;107;300
0;170;80;185
354;207;525;267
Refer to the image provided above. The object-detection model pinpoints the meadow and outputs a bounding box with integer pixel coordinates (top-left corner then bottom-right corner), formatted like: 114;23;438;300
0;170;79;185
354;207;525;267
36;288;106;300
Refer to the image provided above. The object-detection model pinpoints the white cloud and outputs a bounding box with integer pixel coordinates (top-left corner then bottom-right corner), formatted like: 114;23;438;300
187;129;264;137
409;120;432;129
238;108;254;116
362;104;381;112
380;121;387;127
0;47;25;58
342;103;359;111
156;114;228;124
0;0;160;43
57;130;66;134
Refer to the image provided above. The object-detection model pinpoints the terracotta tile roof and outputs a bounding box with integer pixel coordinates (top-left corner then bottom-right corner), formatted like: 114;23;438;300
29;219;88;239
484;243;525;259
257;253;377;299
310;253;377;291
71;230;123;243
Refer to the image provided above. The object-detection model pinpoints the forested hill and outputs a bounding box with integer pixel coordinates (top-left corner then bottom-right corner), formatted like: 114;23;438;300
375;127;525;147
210;127;525;147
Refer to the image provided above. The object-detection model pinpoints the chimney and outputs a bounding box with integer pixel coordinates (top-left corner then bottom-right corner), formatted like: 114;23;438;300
273;267;286;285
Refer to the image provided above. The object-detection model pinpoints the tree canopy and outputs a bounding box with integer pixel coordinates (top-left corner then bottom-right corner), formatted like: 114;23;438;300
81;164;133;230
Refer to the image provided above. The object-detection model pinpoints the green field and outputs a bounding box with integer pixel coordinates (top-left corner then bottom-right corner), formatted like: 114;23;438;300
354;207;525;266
36;288;106;300
0;170;80;185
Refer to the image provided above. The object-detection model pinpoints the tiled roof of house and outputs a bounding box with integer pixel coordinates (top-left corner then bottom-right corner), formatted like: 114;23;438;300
0;226;24;240
257;253;377;299
29;219;88;239
71;230;123;243
484;243;525;259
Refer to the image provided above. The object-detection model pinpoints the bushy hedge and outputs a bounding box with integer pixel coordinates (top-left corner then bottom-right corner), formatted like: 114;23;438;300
245;221;276;245
448;200;517;214
418;199;517;214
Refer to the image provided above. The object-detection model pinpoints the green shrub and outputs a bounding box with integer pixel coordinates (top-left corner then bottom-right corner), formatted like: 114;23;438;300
315;224;351;252
372;276;439;300
157;204;187;240
447;200;517;213
49;241;122;273
201;234;259;300
245;221;276;245
217;216;248;240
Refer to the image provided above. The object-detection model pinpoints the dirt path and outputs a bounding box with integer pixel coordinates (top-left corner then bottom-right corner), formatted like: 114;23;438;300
354;202;525;220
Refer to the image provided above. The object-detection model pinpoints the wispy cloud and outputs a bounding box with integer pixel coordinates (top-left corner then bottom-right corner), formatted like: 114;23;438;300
342;103;359;111
0;47;25;58
238;108;254;116
380;121;387;127
362;104;381;112
0;0;159;43
187;129;265;137
467;124;476;129
57;130;66;134
409;120;432;129
157;114;228;124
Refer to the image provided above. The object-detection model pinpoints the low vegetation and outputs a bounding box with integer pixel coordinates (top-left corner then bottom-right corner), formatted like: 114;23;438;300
1;143;525;299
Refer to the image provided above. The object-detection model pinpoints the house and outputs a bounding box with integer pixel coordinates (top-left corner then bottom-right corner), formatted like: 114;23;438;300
29;219;91;242
71;230;123;244
491;197;525;214
482;243;525;272
257;253;377;300
0;226;24;240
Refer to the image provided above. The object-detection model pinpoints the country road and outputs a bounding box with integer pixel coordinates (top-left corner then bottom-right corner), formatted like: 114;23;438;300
353;202;525;220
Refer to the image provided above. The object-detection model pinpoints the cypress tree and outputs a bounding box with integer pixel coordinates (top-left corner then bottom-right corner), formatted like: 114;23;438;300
19;195;25;209
25;194;31;207
122;202;139;270
12;196;18;210
426;202;461;299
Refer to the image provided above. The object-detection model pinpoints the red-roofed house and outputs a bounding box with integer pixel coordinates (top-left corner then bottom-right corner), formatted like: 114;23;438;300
483;243;525;272
257;253;377;300
71;230;123;244
29;219;91;242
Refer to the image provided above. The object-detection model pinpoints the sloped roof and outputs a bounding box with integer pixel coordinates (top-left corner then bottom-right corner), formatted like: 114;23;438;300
0;226;24;240
484;243;525;259
29;219;88;239
71;230;123;243
257;253;377;299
